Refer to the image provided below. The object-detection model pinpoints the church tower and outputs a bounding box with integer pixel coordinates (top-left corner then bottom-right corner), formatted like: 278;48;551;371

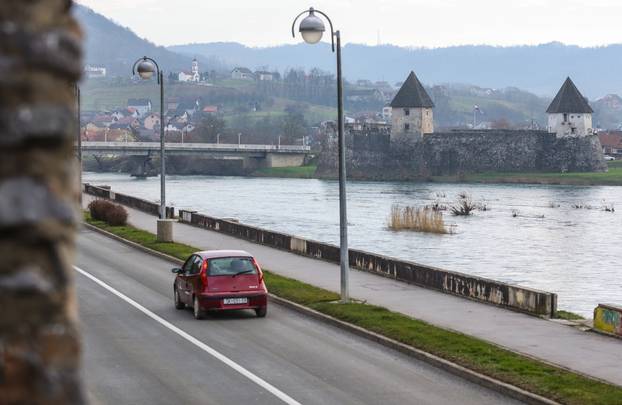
390;71;434;141
546;77;593;138
191;58;200;82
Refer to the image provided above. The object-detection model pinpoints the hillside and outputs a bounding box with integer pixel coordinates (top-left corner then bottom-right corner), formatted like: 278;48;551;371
74;5;194;76
170;42;622;98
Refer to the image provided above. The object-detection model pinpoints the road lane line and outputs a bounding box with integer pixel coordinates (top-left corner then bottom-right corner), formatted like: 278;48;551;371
74;265;302;405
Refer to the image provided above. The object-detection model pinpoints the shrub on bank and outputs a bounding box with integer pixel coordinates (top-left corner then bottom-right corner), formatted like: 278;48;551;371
388;205;451;234
88;199;128;226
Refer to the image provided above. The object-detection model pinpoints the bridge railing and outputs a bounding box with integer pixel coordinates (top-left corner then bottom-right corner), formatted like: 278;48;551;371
80;141;311;153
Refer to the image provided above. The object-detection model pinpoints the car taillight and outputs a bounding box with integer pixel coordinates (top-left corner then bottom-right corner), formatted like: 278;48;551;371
200;259;208;288
252;258;264;283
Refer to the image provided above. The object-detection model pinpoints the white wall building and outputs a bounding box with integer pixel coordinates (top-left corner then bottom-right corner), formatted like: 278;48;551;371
179;58;201;82
546;77;594;138
84;65;106;78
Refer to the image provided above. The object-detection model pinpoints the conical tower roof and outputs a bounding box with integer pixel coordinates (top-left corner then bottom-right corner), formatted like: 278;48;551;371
546;77;593;113
390;71;434;108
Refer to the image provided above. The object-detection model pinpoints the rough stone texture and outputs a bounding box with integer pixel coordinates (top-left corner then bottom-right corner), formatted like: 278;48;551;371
317;129;607;180
0;1;86;403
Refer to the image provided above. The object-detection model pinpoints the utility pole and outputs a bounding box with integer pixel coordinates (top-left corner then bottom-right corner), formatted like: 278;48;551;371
0;1;86;403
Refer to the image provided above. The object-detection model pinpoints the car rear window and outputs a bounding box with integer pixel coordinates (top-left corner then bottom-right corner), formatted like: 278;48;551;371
208;257;257;276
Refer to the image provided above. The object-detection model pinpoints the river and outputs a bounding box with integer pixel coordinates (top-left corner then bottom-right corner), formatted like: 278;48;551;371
83;172;621;317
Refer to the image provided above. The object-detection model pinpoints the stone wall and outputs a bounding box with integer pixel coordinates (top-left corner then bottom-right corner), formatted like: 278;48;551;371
317;129;607;180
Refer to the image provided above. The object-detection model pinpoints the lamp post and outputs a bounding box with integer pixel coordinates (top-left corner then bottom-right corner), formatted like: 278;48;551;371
132;56;166;220
132;56;173;242
292;7;349;303
76;84;82;203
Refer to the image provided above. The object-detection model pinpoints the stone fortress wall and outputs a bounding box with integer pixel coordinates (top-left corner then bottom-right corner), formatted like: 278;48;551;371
316;129;607;180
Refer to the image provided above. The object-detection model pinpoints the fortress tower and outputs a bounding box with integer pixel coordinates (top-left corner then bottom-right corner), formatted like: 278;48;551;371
546;77;593;138
390;71;434;141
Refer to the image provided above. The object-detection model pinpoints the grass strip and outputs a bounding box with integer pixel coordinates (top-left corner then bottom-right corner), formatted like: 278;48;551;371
431;162;622;186
84;214;622;404
555;310;586;321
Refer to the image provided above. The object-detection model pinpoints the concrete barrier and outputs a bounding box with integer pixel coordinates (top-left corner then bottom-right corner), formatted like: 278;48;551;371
84;184;175;219
179;209;557;317
594;304;622;338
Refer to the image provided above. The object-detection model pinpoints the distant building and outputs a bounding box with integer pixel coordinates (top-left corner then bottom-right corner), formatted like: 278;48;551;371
143;113;161;131
346;89;385;103
390;71;434;140
127;98;152;116
598;131;622;156
203;105;218;113
255;71;275;81
231;67;254;80
382;105;392;121
179;58;201;82
84;65;106;79
546;77;593;138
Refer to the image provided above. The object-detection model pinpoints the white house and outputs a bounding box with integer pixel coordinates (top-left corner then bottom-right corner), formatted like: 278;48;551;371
546;77;594;138
255;71;274;81
231;67;254;80
84;65;106;78
127;98;152;117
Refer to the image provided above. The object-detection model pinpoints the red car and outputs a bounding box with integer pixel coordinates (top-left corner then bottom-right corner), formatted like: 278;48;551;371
172;250;268;319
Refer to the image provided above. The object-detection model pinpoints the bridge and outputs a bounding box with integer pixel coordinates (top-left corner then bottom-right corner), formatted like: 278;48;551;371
80;141;312;174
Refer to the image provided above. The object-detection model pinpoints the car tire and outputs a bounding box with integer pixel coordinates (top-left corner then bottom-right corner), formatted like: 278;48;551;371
193;296;204;320
255;307;267;318
174;289;184;310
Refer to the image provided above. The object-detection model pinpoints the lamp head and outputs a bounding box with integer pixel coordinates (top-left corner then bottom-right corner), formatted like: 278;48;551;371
299;8;325;44
136;59;156;80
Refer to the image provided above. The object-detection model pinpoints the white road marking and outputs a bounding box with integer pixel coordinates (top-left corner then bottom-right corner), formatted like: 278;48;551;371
74;265;302;405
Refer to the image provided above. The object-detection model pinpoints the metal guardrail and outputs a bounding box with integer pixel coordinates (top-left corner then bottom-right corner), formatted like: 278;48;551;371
80;141;311;153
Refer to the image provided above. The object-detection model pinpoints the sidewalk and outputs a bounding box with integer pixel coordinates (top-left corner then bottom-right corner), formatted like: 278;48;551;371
83;194;622;386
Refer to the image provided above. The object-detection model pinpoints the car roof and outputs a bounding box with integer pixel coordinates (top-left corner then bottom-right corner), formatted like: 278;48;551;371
195;250;253;259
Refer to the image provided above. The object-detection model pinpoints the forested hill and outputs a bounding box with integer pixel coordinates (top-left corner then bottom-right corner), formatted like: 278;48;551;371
74;5;193;76
170;41;622;98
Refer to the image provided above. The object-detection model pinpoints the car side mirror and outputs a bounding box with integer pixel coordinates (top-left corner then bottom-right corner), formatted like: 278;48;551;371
171;268;182;274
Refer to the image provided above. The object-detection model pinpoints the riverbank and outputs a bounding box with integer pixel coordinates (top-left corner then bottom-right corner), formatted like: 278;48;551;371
83;210;622;403
430;161;622;186
250;161;622;186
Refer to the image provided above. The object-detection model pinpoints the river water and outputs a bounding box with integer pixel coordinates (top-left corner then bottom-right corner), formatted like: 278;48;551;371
83;172;621;316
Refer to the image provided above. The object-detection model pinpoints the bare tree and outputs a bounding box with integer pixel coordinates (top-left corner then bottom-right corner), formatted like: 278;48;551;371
0;1;86;403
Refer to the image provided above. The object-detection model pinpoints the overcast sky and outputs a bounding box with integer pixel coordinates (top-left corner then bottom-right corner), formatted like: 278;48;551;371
76;0;621;48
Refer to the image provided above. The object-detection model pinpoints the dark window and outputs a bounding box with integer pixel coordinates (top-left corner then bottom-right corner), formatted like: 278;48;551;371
571;127;576;134
563;113;568;122
182;255;195;273
404;123;410;131
190;256;203;274
404;108;410;116
208;257;257;276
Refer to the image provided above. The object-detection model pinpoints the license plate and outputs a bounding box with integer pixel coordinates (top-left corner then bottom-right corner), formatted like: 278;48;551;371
223;297;248;305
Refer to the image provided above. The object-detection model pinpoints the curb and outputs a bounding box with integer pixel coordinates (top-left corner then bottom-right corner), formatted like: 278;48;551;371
82;222;559;405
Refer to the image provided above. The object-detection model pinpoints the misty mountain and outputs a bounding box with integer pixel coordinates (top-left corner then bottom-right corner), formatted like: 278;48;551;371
74;5;194;76
170;42;622;98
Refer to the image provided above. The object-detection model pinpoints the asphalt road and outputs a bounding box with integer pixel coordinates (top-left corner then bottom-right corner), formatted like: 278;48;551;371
76;228;522;405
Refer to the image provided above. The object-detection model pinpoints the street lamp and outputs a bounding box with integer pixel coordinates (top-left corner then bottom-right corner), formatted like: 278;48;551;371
132;56;173;242
292;7;349;303
75;84;82;203
132;56;167;221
